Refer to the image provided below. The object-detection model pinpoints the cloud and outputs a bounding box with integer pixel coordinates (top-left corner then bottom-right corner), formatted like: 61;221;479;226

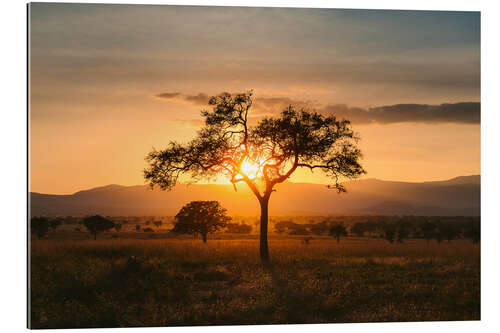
155;92;209;105
321;102;480;125
156;91;317;115
253;96;319;115
156;91;479;125
184;93;209;105
155;92;181;99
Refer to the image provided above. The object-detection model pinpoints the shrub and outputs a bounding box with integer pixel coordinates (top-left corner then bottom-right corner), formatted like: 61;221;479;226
82;215;115;240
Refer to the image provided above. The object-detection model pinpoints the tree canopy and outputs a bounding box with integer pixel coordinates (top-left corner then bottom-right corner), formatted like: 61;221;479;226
31;217;50;239
49;219;62;231
82;215;115;240
144;91;365;262
172;201;231;243
329;223;348;243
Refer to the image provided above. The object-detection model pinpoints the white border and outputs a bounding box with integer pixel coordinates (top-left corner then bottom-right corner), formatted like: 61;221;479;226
2;0;499;332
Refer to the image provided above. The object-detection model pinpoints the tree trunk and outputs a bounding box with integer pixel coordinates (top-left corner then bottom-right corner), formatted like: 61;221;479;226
259;197;270;263
94;232;97;240
336;235;340;243
202;233;207;243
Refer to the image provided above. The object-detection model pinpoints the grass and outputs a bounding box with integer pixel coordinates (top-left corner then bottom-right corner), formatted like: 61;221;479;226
29;236;480;328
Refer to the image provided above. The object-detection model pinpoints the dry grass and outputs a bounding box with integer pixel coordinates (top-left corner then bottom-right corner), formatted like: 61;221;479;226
29;237;480;328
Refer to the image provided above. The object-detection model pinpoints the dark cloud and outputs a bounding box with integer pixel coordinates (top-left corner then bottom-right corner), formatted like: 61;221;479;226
256;96;300;108
155;92;209;105
155;92;317;116
253;96;319;115
157;91;479;125
155;92;181;99
321;102;480;125
184;93;210;105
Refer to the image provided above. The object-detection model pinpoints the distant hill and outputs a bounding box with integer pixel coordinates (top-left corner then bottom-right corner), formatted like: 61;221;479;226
29;175;480;217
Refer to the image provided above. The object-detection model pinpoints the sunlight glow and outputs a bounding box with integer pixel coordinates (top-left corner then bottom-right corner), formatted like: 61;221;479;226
241;158;262;179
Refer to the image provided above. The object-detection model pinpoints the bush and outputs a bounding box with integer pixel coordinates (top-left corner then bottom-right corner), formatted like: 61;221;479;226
329;223;348;243
31;217;50;239
225;223;252;234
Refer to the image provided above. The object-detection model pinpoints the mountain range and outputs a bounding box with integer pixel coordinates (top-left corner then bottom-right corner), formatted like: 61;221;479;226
29;175;480;217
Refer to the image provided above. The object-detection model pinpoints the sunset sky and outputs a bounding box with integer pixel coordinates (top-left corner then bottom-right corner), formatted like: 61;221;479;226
29;3;480;194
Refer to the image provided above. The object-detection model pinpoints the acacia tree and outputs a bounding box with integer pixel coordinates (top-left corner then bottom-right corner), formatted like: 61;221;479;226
144;91;365;263
82;215;115;240
329;223;348;243
173;201;231;243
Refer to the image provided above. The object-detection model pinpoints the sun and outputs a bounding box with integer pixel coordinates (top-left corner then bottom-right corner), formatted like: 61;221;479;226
241;159;261;179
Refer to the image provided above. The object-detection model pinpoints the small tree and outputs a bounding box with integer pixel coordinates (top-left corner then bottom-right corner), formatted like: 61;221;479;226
136;224;141;231
421;221;437;244
397;225;410;243
434;227;444;243
274;223;286;234
31;217;49;239
173;201;231;243
82;215;115;240
144;91;365;263
114;223;122;232
383;224;396;243
464;221;480;244
49;219;62;232
350;222;366;237
310;221;330;236
153;221;163;228
329;223;348;243
439;223;459;243
225;222;252;234
289;227;310;236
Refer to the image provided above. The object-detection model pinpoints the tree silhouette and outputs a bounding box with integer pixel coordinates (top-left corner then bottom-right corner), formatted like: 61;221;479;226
310;221;330;235
172;201;230;243
383;224;396;243
421;220;437;244
329;223;348;243
49;219;62;232
31;217;50;239
350;222;366;237
144;91;365;263
439;222;459;243
114;223;122;232
82;215;115;240
464;220;480;243
153;221;163;228
225;222;252;234
397;225;410;243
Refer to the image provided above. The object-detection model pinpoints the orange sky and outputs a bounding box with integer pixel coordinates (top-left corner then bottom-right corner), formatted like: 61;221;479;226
29;4;480;194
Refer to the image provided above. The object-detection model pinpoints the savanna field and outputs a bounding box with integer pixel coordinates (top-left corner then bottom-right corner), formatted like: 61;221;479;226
29;234;480;328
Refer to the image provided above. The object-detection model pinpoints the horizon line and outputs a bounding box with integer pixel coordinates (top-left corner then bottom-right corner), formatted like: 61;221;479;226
30;174;480;196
